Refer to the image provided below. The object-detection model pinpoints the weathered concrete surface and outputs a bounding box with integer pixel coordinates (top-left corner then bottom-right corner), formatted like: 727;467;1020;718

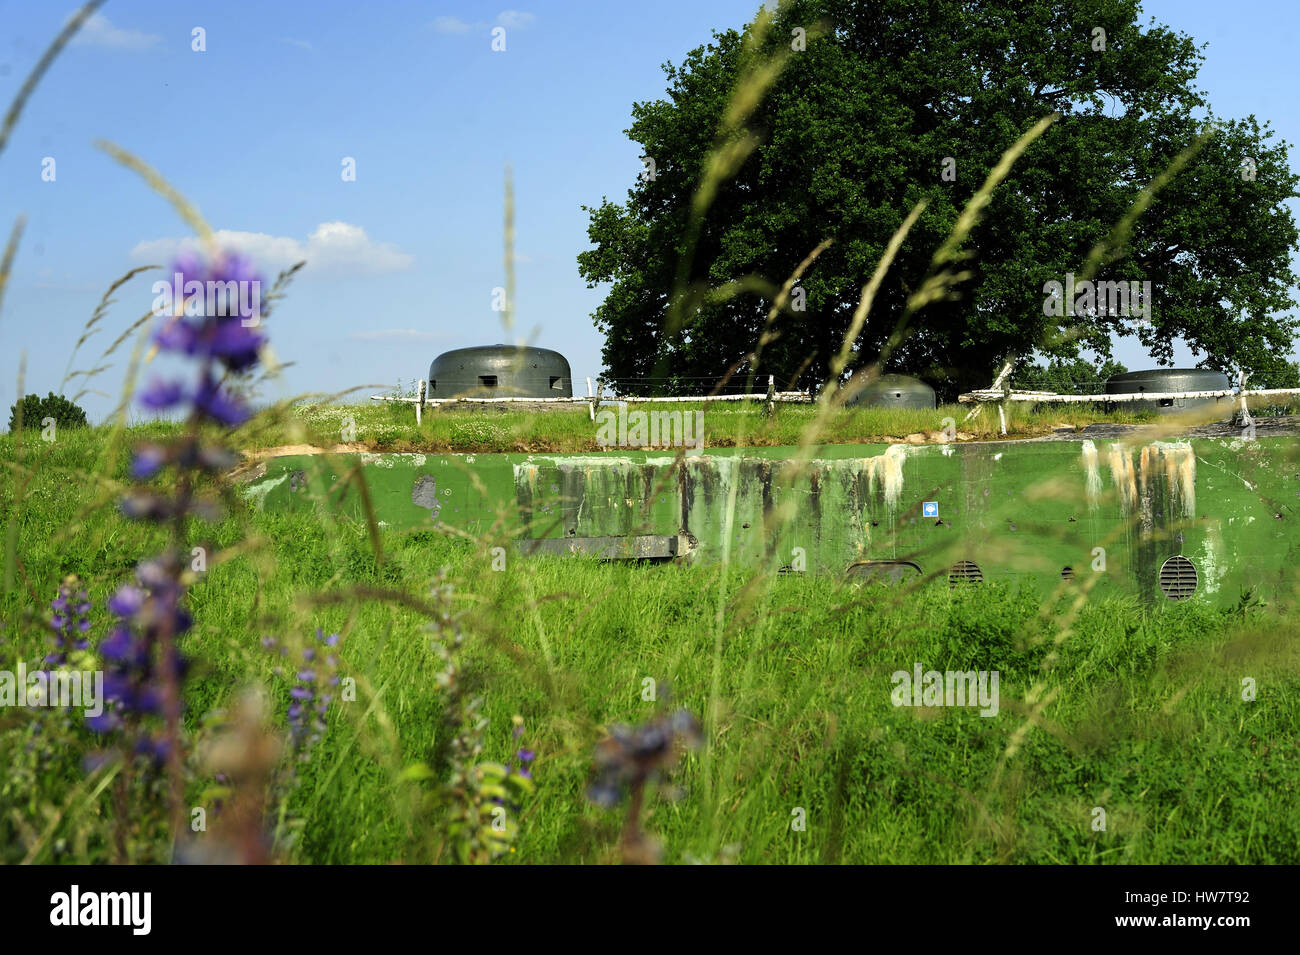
515;534;688;560
242;435;1300;606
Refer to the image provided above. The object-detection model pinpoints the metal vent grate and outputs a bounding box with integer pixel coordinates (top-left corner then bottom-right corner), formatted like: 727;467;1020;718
948;560;984;585
1061;566;1074;580
1159;555;1198;600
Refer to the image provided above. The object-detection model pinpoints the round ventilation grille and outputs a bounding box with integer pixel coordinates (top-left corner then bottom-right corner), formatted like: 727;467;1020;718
949;560;984;585
1159;555;1197;600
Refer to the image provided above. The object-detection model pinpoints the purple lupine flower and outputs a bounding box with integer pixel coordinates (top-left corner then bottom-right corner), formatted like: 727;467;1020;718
207;320;265;372
134;734;172;765
153;315;199;354
130;444;168;480
587;780;621;808
153;251;265;372
132;247;267;482
265;629;341;765
45;576;91;665
120;493;175;521
107;585;145;618
87;568;190;766
195;444;239;472
100;624;143;665
586;708;702;809
96;247;274;809
192;380;251;427
139;379;187;411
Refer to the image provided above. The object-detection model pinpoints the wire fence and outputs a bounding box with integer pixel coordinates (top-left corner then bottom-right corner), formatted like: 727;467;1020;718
369;376;814;424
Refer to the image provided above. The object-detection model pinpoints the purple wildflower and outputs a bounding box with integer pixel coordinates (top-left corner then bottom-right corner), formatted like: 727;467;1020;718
192;379;251;428
107;585;145;618
136;247;267;440
153;315;199;354
152;251;265;372
87;567;190;766
139;378;187;411
46;576;91;665
119;493;176;521
207;320;265;372
130;445;168;481
93;245;278;841
586;708;702;809
264;628;341;764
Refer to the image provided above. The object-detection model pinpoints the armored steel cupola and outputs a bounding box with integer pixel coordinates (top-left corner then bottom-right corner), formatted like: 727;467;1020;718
845;373;937;410
1104;368;1231;418
426;345;573;399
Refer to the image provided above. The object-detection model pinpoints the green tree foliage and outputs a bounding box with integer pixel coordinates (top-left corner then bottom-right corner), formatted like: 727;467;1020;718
1013;357;1128;395
1245;360;1300;390
578;0;1300;400
7;392;89;433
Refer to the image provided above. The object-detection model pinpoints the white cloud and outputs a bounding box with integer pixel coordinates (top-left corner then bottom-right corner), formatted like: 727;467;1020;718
432;16;473;34
72;13;161;50
283;37;313;50
495;10;536;29
432;11;535;33
130;223;414;277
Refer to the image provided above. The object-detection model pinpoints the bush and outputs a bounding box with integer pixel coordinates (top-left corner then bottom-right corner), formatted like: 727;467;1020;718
6;392;89;433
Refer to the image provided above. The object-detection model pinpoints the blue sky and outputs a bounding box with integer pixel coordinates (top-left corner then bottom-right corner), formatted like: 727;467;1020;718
1;0;1296;423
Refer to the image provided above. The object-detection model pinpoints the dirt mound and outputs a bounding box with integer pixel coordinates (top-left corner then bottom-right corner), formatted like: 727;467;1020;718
229;443;368;482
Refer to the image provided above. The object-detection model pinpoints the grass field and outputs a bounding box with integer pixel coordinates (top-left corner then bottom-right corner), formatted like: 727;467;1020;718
3;4;1297;866
229;393;1300;455
3;422;1298;864
229;397;1165;454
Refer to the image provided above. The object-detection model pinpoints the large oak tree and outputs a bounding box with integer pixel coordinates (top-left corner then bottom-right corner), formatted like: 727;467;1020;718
578;0;1300;398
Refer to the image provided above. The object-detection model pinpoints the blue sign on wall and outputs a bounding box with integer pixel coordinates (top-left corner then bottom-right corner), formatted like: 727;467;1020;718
923;501;939;517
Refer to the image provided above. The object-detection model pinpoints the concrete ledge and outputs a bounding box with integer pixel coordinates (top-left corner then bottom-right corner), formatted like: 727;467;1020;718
514;534;687;560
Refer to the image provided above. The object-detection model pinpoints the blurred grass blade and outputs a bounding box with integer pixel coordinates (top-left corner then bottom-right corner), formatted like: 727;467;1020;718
94;139;215;244
0;0;105;158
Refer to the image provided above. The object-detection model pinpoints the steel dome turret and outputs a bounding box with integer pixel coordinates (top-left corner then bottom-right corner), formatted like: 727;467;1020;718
426;345;573;399
1104;368;1231;418
845;373;937;410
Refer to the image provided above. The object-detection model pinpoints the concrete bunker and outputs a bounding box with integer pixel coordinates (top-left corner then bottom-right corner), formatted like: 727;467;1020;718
426;345;573;399
1105;368;1231;419
845;373;937;410
847;559;923;585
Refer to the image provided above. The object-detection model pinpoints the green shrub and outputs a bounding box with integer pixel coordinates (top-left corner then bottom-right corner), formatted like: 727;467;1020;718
6;392;89;434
